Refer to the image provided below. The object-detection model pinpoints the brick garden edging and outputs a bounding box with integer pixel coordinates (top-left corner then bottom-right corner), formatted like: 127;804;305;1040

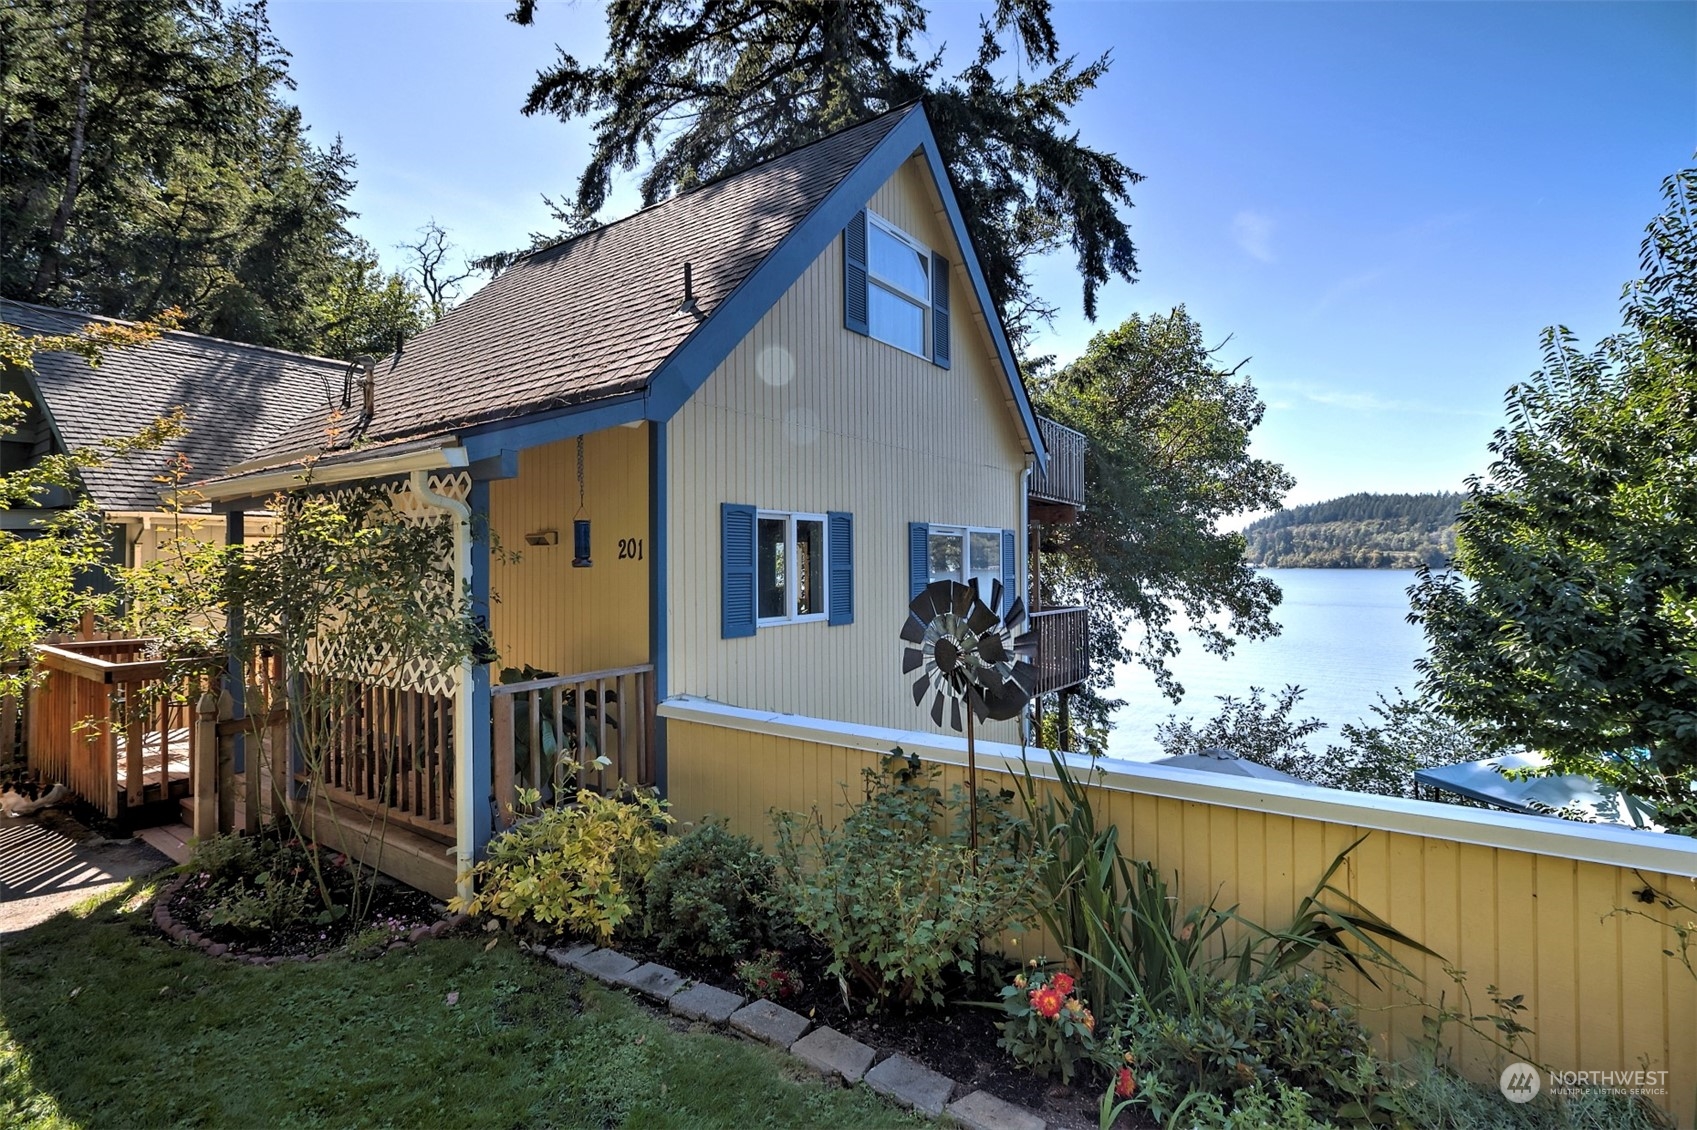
151;873;470;966
534;941;1046;1130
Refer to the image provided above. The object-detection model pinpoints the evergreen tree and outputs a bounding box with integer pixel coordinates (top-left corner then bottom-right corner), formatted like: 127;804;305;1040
504;0;1139;342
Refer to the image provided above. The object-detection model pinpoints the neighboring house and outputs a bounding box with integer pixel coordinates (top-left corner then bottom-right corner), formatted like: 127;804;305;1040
164;103;1090;896
0;299;345;568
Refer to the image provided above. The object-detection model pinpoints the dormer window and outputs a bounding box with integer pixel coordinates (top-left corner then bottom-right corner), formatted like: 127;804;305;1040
867;214;930;356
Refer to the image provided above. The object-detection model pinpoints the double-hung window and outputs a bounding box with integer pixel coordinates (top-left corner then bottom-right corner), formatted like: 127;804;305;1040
757;510;828;625
866;213;931;356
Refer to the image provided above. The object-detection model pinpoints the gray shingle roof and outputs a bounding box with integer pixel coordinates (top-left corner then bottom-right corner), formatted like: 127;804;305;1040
1;300;344;511
254;105;916;461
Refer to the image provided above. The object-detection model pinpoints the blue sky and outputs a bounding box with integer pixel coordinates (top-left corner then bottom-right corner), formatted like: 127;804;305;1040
269;0;1695;511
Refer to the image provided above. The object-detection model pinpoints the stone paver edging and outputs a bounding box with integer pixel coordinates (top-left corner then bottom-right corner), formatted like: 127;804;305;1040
151;873;469;966
524;943;1047;1129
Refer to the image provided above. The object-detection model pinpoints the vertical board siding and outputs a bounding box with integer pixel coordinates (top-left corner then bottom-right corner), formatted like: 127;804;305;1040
489;427;650;677
664;718;1697;1127
667;156;1028;738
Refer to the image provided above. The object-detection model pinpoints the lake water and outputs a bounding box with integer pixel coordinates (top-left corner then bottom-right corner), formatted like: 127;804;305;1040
1102;569;1429;761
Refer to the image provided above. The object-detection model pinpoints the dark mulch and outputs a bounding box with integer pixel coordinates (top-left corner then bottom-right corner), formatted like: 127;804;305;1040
166;845;443;960
609;933;1111;1130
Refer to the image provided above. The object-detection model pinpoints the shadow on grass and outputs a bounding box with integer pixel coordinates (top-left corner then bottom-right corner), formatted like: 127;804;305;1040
0;882;920;1129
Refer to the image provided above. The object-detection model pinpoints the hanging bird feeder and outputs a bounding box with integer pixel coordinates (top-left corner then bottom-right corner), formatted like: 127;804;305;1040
572;435;592;568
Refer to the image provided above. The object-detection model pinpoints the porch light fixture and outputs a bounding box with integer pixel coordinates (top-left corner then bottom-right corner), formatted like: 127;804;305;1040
525;529;558;547
572;435;592;568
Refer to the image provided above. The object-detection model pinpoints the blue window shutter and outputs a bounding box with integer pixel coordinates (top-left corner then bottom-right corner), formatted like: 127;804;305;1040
844;211;870;335
909;522;931;601
931;250;951;369
827;511;854;626
1001;529;1018;611
721;503;756;639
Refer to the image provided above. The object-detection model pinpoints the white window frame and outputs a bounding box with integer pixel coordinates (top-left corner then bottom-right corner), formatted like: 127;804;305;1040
867;211;931;358
927;524;1004;611
756;510;830;626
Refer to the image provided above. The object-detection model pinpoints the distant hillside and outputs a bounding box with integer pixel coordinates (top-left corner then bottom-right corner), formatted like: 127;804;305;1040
1242;492;1461;569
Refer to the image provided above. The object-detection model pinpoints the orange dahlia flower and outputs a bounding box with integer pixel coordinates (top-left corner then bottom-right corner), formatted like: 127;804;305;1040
1029;986;1064;1018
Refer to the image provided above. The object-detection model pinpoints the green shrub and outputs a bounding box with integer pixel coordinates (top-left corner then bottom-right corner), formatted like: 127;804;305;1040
1380;1051;1671;1130
772;750;1044;1011
454;788;671;942
1102;972;1386;1124
996;961;1097;1084
643;822;794;963
187;832;323;935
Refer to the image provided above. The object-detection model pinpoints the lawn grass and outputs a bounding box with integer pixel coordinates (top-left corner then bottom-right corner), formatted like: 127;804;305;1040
0;880;922;1129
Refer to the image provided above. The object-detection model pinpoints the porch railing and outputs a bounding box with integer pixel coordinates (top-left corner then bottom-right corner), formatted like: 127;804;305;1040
1030;606;1090;695
1029;415;1086;512
1;661;26;770
310;676;457;844
29;640;223;818
491;663;657;828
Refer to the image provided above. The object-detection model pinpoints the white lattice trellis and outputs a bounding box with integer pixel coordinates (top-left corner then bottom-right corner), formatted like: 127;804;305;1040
305;471;471;698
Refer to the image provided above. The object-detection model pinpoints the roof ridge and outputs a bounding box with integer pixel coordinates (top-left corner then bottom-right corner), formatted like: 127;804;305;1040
0;298;349;369
508;103;922;269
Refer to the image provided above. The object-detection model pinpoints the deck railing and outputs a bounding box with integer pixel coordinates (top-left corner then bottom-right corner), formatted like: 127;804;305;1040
29;640;224;817
1030;606;1090;695
491;663;656;828
309;676;457;844
1;661;26;770
1029;415;1086;511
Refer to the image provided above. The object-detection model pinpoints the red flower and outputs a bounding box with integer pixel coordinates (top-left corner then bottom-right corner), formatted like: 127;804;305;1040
1115;1067;1136;1099
1051;972;1075;996
1029;986;1064;1019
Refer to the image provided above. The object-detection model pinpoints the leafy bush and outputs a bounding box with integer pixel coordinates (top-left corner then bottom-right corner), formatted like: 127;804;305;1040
1102;972;1386;1124
187;833;324;936
1380;1051;1672;1130
772;749;1044;1010
643;822;794;963
454;788;671;942
996;961;1097;1084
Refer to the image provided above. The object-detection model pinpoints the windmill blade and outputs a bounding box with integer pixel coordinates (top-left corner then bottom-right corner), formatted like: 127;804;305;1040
966;600;998;635
988;578;1004;614
976;633;1008;666
949;696;962;732
900;614;929;645
1011;628;1038;660
930;692;946;728
1002;597;1026;629
902;647;924;674
913;676;931;706
950;583;975;619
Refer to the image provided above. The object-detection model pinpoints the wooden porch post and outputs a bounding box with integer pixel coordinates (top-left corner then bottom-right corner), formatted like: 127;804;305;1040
224;510;250;830
465;479;493;866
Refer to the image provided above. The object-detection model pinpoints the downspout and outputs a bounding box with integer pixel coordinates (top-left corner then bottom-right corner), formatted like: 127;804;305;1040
409;469;476;898
1019;461;1032;746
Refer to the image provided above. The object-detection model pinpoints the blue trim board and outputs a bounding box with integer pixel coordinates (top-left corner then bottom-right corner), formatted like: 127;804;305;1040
468;448;519;481
224;511;247;773
648;420;669;795
468;479;494;859
644;105;1048;475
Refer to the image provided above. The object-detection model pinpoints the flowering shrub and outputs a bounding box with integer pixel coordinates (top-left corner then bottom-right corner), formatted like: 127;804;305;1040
452;788;671;942
996;960;1097;1084
734;949;803;1002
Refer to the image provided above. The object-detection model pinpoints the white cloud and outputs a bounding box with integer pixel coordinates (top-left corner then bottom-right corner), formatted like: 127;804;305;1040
1232;210;1275;262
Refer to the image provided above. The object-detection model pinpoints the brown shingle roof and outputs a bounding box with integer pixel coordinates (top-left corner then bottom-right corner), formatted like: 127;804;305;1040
0;300;343;511
256;106;917;461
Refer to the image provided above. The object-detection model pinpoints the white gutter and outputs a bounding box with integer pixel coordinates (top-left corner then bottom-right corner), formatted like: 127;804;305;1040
408;469;477;900
201;444;469;504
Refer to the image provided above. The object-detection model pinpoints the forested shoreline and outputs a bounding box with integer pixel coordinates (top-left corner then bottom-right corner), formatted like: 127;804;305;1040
1242;491;1460;568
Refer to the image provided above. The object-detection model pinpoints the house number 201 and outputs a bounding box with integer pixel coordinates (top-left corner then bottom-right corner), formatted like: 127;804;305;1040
618;537;644;560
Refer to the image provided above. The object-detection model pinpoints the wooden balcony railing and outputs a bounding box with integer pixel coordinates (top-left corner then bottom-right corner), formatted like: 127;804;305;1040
1029;415;1086;519
491;663;656;828
29;639;224;817
1030;606;1090;695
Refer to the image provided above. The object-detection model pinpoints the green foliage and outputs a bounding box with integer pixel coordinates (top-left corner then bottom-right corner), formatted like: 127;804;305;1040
502;0;1137;342
1411;166;1697;833
0;0;432;358
1158;685;1498;800
996;963;1097;1084
186;833;323;937
456;788;672;942
1380;1051;1671;1130
643;822;794;963
1030;308;1292;750
771;749;1044;1010
734;949;804;1002
1103;973;1384;1126
1242;492;1462;569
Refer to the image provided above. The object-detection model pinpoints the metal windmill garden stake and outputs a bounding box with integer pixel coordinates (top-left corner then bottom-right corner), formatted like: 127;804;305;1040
901;578;1037;851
